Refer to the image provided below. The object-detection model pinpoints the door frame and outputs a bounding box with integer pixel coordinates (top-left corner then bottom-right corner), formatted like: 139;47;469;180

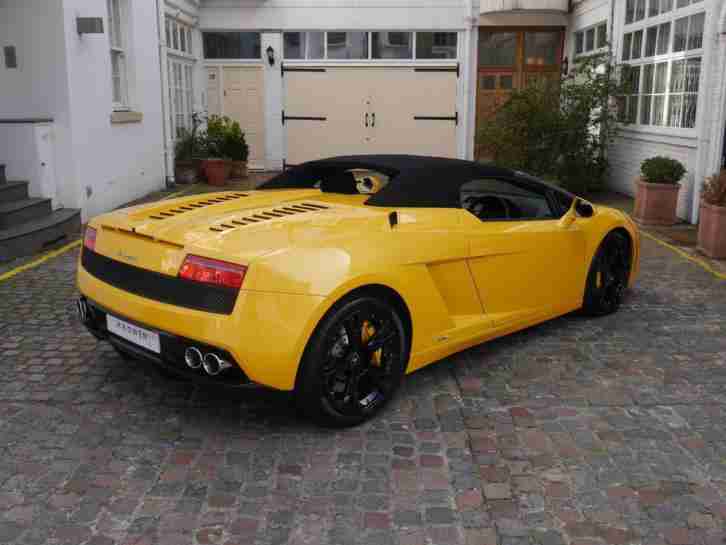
204;60;266;170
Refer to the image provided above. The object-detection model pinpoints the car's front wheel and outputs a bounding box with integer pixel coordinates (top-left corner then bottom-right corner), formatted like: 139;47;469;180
582;231;631;316
296;295;409;427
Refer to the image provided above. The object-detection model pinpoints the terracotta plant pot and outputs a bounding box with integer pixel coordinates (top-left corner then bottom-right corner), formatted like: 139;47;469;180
174;160;197;184
229;160;248;179
697;201;726;259
633;178;681;226
203;159;230;186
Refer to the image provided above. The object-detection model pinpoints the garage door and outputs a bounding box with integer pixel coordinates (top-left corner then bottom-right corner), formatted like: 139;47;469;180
283;66;458;165
206;66;266;169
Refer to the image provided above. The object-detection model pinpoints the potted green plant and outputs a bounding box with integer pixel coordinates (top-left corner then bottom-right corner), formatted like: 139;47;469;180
223;120;249;179
201;115;233;186
174;128;199;184
634;156;686;225
698;171;726;259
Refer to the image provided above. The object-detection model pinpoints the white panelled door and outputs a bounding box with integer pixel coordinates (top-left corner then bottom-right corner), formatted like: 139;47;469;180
206;66;266;169
283;66;458;165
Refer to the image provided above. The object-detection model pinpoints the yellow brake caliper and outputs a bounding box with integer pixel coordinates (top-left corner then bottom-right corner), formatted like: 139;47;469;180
361;320;383;367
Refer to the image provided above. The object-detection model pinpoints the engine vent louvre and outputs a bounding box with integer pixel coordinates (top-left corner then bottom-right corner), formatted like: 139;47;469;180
148;193;248;220
209;202;330;233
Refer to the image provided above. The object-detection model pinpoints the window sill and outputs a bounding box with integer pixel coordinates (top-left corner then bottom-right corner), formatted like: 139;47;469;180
110;111;143;124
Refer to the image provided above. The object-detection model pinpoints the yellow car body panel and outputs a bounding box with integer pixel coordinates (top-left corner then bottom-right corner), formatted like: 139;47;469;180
77;188;639;391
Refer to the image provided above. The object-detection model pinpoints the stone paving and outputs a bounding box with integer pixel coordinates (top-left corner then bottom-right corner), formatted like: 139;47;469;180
0;237;725;545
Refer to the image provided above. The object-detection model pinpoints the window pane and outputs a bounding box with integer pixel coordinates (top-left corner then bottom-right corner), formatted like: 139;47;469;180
586;28;595;51
622;33;632;60
649;0;659;17
575;32;584;55
179;25;186;52
636;0;646;20
416;32;457;59
645;26;657;57
688;12;704;50
654;62;668;92
661;0;673;13
673;17;688;52
642;63;654;93
629;65;641;94
656;22;671;55
165;19;171;48
640;95;652;124
110;0;122;48
111;51;123;104
187;29;193;54
682;94;697;128
327;31;368;59
631;30;643;59
308;32;324;59
685;57;701;93
670;59;685;92
628;96;638;122
668;95;683;127
525;32;560;66
172;22;179;50
626;0;635;24
597;24;608;48
203;32;261;59
480;75;496;90
461;179;553;220
653;95;666;125
372;32;412;59
676;0;689;7
283;32;304;59
500;75;513;89
479;32;516;66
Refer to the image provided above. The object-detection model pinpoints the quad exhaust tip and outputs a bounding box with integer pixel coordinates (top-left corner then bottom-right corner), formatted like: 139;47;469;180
202;352;233;376
184;347;203;369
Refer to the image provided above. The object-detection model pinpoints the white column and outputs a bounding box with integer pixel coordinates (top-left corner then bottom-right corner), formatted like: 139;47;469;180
262;32;283;171
459;0;480;161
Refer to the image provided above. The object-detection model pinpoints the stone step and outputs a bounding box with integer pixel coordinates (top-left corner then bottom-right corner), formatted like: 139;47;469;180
0;180;29;203
0;197;53;229
0;208;81;262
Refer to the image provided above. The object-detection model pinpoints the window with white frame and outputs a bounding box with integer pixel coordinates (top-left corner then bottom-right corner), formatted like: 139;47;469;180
619;0;704;129
281;31;458;61
166;17;194;55
107;0;128;109
168;59;194;138
574;21;607;56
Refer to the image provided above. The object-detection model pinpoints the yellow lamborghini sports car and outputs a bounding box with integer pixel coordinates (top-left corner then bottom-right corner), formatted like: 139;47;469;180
77;156;640;426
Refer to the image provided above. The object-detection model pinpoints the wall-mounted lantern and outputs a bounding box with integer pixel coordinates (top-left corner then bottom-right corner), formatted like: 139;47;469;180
561;56;569;77
77;17;104;36
266;46;275;66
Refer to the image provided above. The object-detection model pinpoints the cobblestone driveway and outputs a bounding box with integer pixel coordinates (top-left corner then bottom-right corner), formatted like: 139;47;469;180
0;238;724;545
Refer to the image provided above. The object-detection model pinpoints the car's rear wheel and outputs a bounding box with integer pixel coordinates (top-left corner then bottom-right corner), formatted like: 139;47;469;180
296;295;409;427
582;231;631;316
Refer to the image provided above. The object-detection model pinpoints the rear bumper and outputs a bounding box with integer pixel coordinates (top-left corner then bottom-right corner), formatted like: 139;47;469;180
77;262;325;390
78;296;254;388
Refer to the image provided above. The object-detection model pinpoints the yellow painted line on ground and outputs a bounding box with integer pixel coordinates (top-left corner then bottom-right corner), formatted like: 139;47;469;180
640;230;726;281
0;239;82;283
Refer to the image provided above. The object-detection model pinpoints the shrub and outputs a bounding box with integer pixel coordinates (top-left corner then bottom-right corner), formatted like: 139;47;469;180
640;156;686;185
702;171;726;206
477;53;626;195
203;115;249;161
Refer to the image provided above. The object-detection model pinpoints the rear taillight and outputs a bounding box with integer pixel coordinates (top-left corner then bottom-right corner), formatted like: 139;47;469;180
179;255;247;289
83;227;97;252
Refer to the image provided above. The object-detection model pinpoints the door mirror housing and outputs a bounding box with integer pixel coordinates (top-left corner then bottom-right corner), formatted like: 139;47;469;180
575;200;594;218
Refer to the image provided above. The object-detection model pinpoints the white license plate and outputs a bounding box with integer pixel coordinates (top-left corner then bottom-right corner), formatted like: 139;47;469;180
107;314;161;354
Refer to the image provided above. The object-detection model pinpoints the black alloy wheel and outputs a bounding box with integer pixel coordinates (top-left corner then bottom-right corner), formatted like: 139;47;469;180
296;295;408;427
583;231;631;316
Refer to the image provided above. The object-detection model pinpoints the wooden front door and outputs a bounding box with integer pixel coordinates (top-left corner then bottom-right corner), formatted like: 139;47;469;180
475;28;564;160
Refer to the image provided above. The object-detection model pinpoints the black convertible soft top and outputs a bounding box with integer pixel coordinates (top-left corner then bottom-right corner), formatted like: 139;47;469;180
260;155;572;208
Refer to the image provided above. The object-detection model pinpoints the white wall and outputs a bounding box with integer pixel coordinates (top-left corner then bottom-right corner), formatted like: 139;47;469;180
0;0;78;210
200;0;473;30
62;0;166;220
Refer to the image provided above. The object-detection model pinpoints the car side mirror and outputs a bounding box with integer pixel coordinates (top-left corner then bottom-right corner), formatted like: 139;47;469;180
575;200;594;218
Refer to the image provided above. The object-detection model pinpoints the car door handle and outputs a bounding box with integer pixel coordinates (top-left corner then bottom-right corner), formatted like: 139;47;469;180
365;113;369;127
